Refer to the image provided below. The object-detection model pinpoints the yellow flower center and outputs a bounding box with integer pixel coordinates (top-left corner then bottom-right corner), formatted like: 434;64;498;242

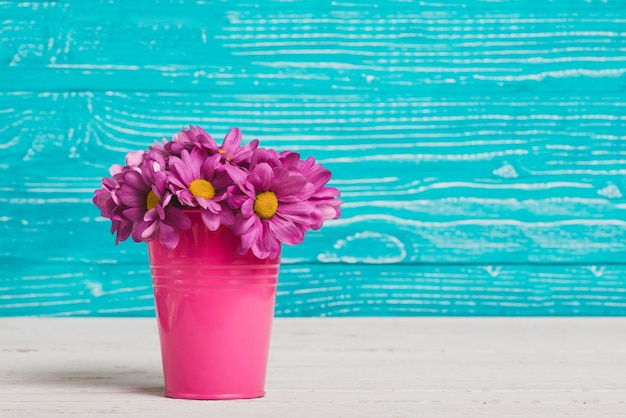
254;191;278;219
189;179;216;200
146;190;160;211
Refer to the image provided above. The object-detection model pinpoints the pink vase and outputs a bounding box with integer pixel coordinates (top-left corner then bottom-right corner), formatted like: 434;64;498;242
148;210;280;400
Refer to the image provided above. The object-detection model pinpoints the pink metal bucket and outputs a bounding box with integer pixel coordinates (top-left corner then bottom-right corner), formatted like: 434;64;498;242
148;210;279;400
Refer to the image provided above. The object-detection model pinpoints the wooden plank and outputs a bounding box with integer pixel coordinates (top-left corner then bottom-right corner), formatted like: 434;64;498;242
4;199;626;265
1;317;626;416
3;1;625;70
2;263;626;316
2;90;626;264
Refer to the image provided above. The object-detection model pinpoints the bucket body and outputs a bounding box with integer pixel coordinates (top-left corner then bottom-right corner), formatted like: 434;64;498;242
148;211;279;400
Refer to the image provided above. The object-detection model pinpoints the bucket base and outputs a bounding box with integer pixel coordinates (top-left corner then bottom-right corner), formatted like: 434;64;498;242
165;390;265;400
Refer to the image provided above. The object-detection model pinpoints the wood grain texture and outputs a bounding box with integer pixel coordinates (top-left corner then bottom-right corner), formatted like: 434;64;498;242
3;263;626;316
1;317;626;417
1;0;626;315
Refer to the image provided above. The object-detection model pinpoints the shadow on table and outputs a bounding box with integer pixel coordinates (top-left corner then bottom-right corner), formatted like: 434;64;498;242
12;365;164;397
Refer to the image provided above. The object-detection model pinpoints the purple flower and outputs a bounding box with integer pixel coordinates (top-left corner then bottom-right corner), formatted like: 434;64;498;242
216;127;259;166
228;162;316;259
280;152;342;230
251;147;281;168
93;165;134;245
173;126;257;183
168;147;235;231
172;126;215;150
117;152;191;249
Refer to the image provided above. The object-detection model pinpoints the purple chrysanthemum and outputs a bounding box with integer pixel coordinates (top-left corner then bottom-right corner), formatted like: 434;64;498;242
280;151;342;230
173;126;257;183
168;147;235;231
215;127;259;166
228;162;316;259
93;165;134;245
172;125;214;149
116;151;191;249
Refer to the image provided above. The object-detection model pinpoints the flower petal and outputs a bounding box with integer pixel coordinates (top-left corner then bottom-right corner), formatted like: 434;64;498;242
241;221;262;254
138;220;158;241
241;198;254;217
190;126;219;149
276;202;315;225
125;150;145;167
223;163;248;185
314;186;341;199
232;214;256;235
227;193;249;210
166;207;192;229
219;206;235;226
270;216;305;246
187;148;208;179
123;170;146;190
115;221;133;244
307;167;332;190
158;222;179;249
169;155;193;186
118;188;145;209
279;181;316;202
201;210;221;231
156;203;165;220
122;206;145;222
250;163;274;191
273;172;308;198
222;127;242;151
232;139;259;164
251;221;277;259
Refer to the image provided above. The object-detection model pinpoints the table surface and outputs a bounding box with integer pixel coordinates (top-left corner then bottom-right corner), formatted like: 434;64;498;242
1;317;625;417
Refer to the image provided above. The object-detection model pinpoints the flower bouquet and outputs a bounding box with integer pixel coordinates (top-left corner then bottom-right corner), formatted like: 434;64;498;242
93;126;341;258
93;126;341;400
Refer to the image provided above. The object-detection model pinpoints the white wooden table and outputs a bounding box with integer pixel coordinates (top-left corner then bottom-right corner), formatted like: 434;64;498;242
1;318;625;417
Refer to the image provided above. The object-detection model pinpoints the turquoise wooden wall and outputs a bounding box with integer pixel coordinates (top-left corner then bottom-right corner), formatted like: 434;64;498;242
2;0;626;316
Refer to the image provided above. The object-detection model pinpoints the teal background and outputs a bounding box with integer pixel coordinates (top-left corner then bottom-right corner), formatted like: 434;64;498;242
2;0;626;316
